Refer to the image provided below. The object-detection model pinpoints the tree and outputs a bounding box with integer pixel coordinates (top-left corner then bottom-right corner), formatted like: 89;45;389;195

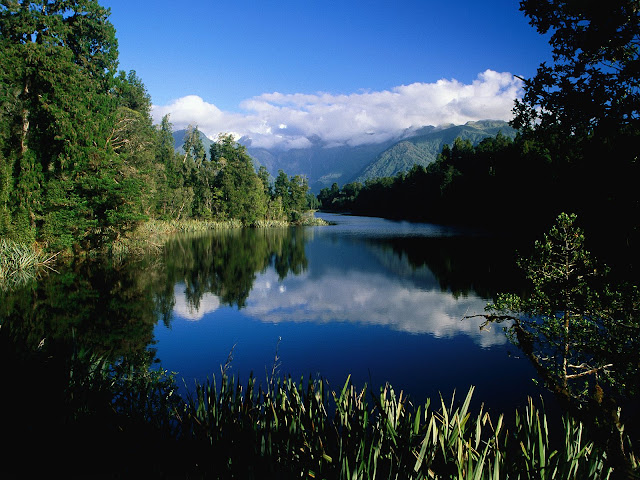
155;115;191;219
288;174;309;222
513;0;640;137
512;0;640;260
110;70;157;216
478;213;640;469
257;165;272;197
0;1;150;250
210;134;268;224
182;125;206;164
273;170;291;213
488;214;607;392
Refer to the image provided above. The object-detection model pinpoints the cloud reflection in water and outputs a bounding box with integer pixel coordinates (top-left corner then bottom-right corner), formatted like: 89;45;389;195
247;268;508;348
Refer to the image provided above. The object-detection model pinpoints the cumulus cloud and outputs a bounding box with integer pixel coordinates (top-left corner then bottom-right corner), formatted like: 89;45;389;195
152;69;523;150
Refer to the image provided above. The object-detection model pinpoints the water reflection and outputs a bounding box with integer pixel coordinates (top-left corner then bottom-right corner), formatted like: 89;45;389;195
154;217;539;412
163;215;522;348
162;228;308;309
0;214;538;414
244;267;504;346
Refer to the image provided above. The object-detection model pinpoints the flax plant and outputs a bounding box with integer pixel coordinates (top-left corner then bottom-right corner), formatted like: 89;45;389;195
0;238;57;289
176;373;617;479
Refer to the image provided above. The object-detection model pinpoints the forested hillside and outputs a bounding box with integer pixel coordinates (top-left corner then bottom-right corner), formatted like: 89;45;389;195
352;120;516;183
0;2;312;254
243;121;515;192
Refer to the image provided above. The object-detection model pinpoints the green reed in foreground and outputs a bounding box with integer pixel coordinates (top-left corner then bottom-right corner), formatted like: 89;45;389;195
20;341;636;479
175;373;628;479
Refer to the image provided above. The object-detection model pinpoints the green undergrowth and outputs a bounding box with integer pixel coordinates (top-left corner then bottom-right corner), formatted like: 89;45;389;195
110;214;328;257
59;355;636;479
173;374;629;479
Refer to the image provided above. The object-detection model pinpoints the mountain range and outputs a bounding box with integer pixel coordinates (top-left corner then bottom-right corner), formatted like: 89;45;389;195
173;120;517;192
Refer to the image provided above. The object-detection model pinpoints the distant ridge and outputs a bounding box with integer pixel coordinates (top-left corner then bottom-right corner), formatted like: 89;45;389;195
173;121;517;192
351;120;517;184
245;139;396;192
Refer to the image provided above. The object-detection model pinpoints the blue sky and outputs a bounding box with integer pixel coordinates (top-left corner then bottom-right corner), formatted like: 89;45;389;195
102;0;552;148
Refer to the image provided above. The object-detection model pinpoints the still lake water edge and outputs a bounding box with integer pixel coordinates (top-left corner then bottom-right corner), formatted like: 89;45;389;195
152;212;556;418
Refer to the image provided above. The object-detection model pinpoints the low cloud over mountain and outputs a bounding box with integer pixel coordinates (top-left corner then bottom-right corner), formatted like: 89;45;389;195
152;70;522;150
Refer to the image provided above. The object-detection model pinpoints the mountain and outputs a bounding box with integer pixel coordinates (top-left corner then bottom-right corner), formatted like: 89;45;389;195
173;129;215;160
351;120;517;184
173;121;516;192
244;138;396;192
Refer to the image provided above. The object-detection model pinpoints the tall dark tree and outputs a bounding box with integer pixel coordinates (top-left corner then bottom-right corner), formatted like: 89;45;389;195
0;1;149;250
512;0;640;137
512;0;640;261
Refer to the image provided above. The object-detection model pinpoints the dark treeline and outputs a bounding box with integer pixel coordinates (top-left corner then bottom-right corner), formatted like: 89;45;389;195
319;133;520;226
0;2;311;254
319;0;640;274
320;127;639;271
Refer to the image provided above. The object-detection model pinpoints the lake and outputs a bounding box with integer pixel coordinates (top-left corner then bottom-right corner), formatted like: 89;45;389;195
153;213;553;416
0;213;556;418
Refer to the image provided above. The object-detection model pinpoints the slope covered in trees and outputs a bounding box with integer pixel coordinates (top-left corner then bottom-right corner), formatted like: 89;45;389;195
352;120;517;183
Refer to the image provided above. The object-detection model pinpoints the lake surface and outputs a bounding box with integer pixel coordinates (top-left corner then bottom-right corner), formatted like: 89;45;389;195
0;213;556;418
153;213;552;416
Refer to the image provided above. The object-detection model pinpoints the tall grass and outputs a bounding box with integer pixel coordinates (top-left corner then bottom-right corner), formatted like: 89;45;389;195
24;344;632;478
110;215;328;257
175;373;620;478
0;238;57;289
109;219;244;257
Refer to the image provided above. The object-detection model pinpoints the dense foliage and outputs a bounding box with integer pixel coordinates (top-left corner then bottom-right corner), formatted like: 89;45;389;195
480;213;640;473
319;133;524;226
0;1;312;254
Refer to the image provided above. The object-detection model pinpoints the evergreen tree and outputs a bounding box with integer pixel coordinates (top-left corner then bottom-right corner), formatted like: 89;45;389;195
512;0;640;259
273;170;291;213
0;0;148;250
211;134;268;224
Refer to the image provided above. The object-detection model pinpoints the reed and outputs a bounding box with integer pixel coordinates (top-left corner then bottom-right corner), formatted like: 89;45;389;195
0;238;57;289
41;346;631;478
110;215;328;257
175;374;618;479
109;219;245;257
251;219;291;228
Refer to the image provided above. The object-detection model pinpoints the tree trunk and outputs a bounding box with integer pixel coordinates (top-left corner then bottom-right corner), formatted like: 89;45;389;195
21;79;30;156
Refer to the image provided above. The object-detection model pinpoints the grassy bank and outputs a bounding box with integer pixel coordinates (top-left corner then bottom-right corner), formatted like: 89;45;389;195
110;213;329;257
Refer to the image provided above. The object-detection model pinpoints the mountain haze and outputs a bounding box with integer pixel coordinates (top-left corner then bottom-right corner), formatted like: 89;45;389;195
173;121;516;192
244;139;396;192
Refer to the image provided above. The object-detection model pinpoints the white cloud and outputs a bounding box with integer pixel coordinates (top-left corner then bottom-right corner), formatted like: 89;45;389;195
151;70;523;149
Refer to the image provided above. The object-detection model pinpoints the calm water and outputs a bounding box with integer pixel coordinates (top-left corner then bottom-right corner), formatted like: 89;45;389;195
153;213;552;415
0;213;556;418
